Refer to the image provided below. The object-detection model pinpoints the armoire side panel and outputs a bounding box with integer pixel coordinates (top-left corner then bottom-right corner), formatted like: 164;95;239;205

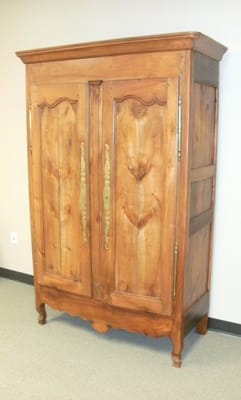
191;83;216;169
184;226;211;310
184;54;218;311
190;179;213;218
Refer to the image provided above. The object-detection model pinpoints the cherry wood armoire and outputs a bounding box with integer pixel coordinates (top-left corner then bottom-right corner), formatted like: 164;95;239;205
16;32;227;367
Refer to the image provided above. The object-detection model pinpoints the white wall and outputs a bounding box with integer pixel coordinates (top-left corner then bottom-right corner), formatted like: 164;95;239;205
0;0;240;324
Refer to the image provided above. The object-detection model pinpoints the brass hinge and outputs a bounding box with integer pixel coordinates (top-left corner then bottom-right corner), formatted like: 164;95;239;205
177;94;182;160
28;106;32;152
173;242;178;298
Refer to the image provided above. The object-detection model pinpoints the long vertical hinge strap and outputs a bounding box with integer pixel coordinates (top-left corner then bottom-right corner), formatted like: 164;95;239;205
173;242;178;298
177;94;182;160
29;106;32;152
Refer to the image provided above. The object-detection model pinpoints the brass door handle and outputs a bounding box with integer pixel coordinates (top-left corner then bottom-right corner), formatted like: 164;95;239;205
103;144;110;249
80;142;87;243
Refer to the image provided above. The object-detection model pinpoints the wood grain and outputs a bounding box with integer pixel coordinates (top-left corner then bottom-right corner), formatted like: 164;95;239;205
101;78;178;316
18;32;227;367
30;83;92;296
16;31;227;64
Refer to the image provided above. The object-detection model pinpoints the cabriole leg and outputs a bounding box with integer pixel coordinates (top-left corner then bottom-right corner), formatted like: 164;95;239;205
171;324;184;368
172;351;182;368
37;303;47;325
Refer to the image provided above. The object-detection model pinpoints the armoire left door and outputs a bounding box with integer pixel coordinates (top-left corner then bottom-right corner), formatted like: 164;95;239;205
30;82;92;296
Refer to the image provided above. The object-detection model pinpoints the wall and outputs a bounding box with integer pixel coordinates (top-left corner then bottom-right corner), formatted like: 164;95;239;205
0;0;240;324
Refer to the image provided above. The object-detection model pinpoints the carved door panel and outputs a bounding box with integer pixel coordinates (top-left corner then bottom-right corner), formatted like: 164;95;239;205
101;78;178;316
30;83;91;296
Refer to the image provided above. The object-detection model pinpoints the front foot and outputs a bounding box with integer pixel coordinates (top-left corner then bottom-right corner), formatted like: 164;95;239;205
37;303;47;325
171;326;183;368
172;352;182;368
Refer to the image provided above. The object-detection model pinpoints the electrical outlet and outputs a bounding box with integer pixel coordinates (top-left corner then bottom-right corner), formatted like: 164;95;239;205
10;232;18;245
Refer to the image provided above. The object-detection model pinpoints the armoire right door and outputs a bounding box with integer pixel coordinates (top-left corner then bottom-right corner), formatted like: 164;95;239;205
100;77;179;316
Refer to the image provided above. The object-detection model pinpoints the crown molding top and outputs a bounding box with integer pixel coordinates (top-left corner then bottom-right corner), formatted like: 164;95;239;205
16;31;227;64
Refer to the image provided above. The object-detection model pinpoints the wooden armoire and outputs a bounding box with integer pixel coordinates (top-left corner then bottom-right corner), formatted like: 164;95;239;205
16;32;227;367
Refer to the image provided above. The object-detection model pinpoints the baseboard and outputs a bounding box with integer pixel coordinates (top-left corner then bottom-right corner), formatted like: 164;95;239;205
208;318;241;337
0;267;34;285
1;267;240;336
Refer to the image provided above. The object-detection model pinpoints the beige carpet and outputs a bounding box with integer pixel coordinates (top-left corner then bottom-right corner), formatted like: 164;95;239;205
0;278;240;400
